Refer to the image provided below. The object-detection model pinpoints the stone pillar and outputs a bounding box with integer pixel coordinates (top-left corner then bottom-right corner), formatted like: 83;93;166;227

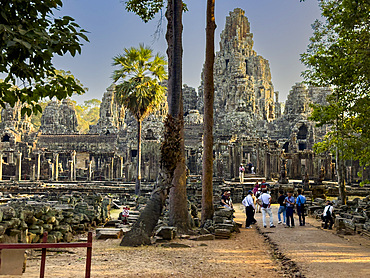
49;160;54;181
54;153;59;181
264;151;271;180
120;156;124;179
69;160;73;181
17;152;22;181
110;157;114;181
0;153;3;181
88;160;93;181
71;151;76;181
31;164;35;181
37;153;41;180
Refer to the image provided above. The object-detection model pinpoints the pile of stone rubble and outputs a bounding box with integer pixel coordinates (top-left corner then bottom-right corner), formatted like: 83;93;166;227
0;192;111;243
307;196;370;236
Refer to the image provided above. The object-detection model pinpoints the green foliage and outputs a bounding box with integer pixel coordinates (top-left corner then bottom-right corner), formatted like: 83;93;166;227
0;0;89;115
112;44;167;122
123;0;187;22
302;0;370;166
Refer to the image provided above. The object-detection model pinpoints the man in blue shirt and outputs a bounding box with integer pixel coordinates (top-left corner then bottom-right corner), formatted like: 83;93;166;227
284;191;295;228
296;189;306;226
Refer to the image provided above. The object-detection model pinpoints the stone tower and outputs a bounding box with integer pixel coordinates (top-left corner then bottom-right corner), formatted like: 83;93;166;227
40;99;79;134
199;8;278;137
89;85;125;134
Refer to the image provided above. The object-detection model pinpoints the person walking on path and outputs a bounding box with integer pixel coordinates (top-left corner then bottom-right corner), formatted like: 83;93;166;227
258;188;276;228
323;200;334;229
285;191;295;228
277;190;286;224
296;189;306;226
242;190;255;229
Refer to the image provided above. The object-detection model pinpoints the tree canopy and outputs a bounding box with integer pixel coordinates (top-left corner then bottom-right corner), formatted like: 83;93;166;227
112;44;167;122
0;0;88;115
301;0;370;167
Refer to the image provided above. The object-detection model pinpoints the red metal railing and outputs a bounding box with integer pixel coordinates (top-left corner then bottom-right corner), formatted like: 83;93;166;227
0;231;93;278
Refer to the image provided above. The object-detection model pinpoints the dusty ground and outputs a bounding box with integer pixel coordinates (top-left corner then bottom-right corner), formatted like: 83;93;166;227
254;205;370;278
15;207;280;278
4;205;370;278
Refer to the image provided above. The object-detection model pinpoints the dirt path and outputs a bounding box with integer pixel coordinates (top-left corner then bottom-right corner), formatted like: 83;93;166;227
18;208;281;278
254;205;370;278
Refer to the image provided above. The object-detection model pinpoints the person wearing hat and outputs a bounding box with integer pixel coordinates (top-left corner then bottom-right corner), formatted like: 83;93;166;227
242;190;255;229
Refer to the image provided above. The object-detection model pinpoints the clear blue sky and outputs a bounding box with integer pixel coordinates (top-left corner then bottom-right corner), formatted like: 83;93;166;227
53;0;322;104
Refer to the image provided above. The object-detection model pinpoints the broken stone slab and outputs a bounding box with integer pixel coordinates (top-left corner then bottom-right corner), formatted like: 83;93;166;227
352;215;366;223
156;226;177;240
214;209;233;219
96;228;123;240
104;219;122;227
161;243;191;248
213;216;225;224
214;224;234;231
215;228;231;239
189;234;215;241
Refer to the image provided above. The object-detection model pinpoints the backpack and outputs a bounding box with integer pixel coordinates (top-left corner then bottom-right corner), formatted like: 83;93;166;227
297;195;306;206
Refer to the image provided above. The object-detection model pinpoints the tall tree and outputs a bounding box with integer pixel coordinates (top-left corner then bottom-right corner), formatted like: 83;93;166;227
120;0;189;246
113;44;167;195
201;0;216;224
301;0;370;203
0;0;88;115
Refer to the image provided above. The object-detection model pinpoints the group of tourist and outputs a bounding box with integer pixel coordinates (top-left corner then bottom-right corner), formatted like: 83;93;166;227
242;187;335;229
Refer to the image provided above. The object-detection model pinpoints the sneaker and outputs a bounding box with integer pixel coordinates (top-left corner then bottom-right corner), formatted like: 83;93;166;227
270;225;276;228
246;226;252;229
263;226;267;228
284;226;290;228
278;221;282;224
291;226;295;228
283;222;286;225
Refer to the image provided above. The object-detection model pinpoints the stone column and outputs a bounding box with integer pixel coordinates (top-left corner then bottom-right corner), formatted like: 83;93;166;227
69;160;73;181
31;164;35;181
49;160;54;180
110;157;114;181
88;160;93;181
54;153;59;181
120;156;124;179
37;153;41;180
0;153;3;181
264;151;271;180
17;152;22;181
71;151;76;181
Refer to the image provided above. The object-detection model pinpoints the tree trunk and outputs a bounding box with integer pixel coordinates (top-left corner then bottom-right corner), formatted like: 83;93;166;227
120;0;188;246
336;147;346;204
135;120;142;195
169;99;190;232
168;0;190;232
201;0;216;224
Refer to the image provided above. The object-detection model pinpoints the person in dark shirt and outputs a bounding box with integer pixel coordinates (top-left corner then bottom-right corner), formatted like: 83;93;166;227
277;190;287;224
220;191;233;209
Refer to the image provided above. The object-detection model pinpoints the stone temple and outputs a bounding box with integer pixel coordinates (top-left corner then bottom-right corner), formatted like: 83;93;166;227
0;8;367;190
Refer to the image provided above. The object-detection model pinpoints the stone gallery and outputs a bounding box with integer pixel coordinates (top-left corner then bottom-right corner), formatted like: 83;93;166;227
0;8;367;188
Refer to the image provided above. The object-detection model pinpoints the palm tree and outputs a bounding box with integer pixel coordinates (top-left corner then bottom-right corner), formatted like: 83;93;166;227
113;44;167;195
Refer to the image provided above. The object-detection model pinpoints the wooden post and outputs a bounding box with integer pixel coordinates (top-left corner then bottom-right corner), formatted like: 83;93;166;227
40;232;48;278
85;232;92;278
